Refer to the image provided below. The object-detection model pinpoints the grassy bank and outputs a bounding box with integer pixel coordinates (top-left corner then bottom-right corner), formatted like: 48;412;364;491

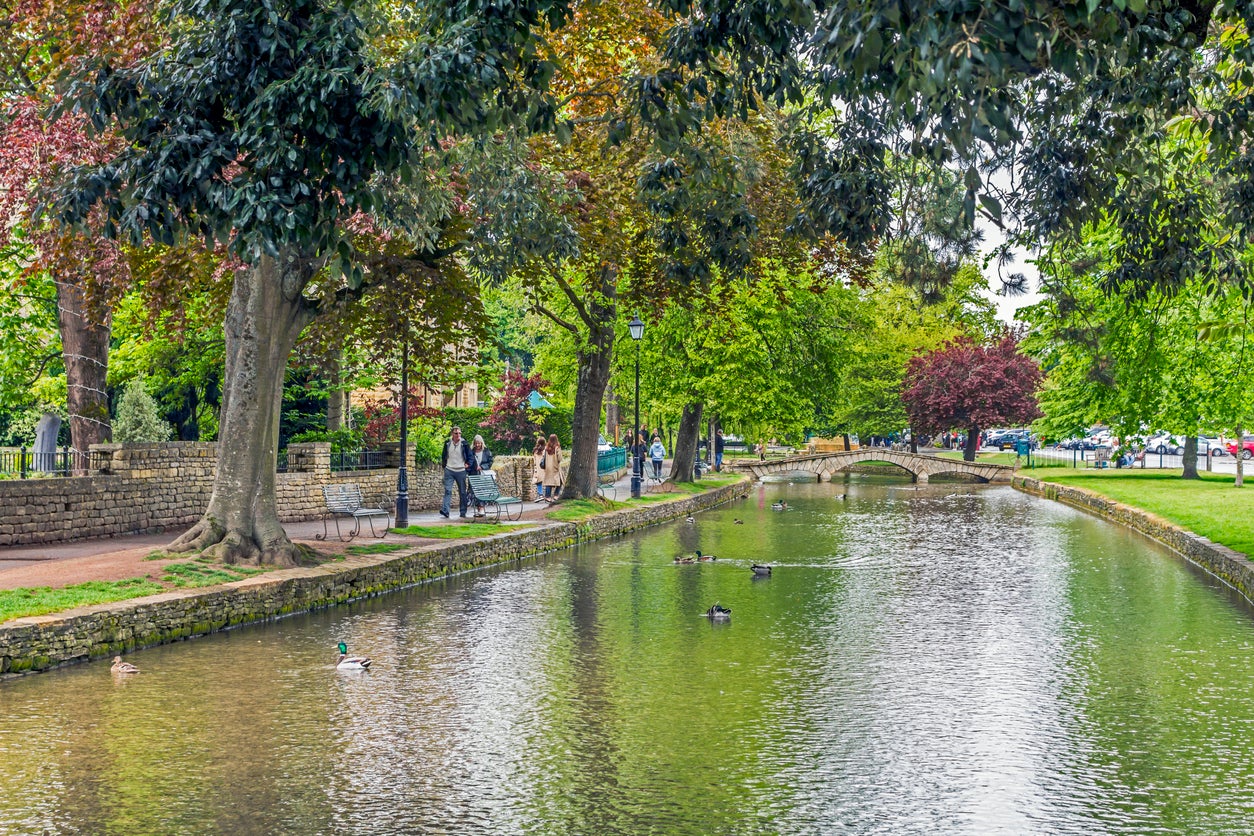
0;578;166;623
1033;470;1254;557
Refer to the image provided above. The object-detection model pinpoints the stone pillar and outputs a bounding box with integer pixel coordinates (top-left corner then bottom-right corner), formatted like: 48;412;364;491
915;471;929;484
287;442;331;474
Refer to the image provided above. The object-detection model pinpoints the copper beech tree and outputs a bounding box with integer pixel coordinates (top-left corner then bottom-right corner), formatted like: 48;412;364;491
60;0;574;565
902;333;1043;462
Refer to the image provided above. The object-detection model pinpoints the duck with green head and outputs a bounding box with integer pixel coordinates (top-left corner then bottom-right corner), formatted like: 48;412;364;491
336;642;371;671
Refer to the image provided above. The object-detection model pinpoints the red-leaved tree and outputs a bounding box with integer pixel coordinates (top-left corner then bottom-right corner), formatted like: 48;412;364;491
902;332;1042;461
481;369;550;453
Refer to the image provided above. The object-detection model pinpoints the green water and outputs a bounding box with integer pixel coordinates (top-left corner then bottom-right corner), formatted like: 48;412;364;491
2;479;1254;834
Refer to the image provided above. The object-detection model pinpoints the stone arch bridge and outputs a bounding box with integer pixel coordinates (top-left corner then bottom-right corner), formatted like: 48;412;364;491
731;450;1013;484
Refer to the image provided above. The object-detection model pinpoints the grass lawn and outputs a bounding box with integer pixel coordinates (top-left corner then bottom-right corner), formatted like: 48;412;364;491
1036;470;1254;556
935;450;1072;468
390;523;533;539
0;578;167;623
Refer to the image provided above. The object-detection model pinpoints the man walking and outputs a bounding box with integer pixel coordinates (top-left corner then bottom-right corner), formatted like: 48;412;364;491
714;429;725;472
441;426;473;518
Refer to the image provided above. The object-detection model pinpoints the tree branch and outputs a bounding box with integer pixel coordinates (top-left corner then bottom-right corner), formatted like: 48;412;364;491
550;266;596;331
532;299;580;335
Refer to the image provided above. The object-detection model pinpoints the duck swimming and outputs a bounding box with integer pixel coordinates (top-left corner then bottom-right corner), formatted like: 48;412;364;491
336;642;371;671
685;515;695;523
733;518;744;525
705;603;732;621
751;564;772;576
673;555;696;564
697;551;717;562
771;501;788;511
110;656;140;674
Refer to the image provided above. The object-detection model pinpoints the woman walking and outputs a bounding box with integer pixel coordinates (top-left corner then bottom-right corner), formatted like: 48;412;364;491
531;437;546;502
542;434;563;501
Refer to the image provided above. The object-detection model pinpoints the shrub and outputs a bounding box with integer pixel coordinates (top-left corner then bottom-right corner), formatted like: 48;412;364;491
113;379;173;442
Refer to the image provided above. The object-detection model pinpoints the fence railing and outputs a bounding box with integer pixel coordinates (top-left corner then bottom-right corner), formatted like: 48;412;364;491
0;447;104;479
597;446;627;475
331;449;387;472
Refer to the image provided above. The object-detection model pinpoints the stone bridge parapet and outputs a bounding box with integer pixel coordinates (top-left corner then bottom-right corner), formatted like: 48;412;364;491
730;450;1013;484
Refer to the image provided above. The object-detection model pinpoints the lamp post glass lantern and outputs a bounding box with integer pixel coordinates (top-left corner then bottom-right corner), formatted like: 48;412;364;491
629;315;644;498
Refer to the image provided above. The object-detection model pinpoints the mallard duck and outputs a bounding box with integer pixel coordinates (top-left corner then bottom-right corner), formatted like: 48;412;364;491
336;642;371;671
751;563;772;576
697;550;717;562
685;515;695;523
835;493;847;500
705;603;732;621
673;555;696;564
733;518;744;525
110;656;140;674
771;501;788;511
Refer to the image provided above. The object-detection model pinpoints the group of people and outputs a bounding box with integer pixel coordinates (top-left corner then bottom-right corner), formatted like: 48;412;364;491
441;425;733;514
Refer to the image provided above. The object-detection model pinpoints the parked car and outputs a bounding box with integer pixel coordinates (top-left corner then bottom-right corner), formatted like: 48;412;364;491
985;429;1035;450
1145;433;1183;455
1199;437;1228;457
597;435;613;453
1228;437;1254;460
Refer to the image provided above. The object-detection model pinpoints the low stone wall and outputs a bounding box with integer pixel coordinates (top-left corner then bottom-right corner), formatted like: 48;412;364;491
1014;476;1254;603
0;479;750;675
0;442;535;547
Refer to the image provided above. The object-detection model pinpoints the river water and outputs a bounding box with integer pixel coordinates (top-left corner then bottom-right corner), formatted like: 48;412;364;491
3;478;1254;835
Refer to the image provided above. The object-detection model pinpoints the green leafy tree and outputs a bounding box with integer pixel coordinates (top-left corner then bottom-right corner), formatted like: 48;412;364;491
61;0;573;564
112;378;172;442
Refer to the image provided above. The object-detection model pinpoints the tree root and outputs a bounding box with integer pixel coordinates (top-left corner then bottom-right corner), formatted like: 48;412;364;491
167;515;312;567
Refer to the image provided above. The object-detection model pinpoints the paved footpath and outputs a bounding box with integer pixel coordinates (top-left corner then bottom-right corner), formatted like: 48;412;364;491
0;463;675;590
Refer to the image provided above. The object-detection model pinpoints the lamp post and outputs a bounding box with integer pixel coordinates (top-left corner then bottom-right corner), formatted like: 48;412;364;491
629;314;644;498
396;340;409;528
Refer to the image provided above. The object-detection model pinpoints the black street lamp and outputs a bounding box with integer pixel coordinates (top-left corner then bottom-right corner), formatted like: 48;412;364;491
629;314;644;498
396;340;409;528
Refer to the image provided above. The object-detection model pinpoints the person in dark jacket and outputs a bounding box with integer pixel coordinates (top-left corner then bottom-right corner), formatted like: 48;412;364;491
714;429;725;472
440;426;474;518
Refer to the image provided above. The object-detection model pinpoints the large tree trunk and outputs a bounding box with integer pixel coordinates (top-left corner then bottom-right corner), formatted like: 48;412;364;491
1181;434;1199;480
963;425;980;462
170;253;317;565
559;268;617;501
669;401;703;482
55;277;111;471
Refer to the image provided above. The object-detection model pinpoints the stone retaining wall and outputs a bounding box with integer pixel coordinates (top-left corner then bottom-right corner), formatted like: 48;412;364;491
0;479;750;676
1014;476;1254;603
0;442;535;547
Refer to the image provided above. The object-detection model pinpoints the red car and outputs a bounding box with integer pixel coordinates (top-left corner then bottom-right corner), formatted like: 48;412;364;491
1228;438;1254;460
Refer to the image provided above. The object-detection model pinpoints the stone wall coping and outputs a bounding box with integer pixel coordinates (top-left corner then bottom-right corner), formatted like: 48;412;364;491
1014;475;1254;606
0;478;750;676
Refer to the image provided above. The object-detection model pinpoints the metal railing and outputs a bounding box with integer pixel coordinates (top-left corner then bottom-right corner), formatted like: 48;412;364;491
0;446;102;478
331;449;387;472
597;446;627;475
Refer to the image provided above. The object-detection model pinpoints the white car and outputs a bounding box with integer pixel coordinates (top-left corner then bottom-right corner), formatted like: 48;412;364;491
597;435;612;453
1145;433;1183;455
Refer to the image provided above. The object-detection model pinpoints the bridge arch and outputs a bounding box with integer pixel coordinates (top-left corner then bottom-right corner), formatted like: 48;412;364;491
733;450;1013;485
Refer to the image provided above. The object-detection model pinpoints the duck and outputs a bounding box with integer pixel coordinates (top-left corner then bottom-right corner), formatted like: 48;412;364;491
685;515;695;523
110;656;140;674
673;555;696;564
697;550;718;562
733;518;744;525
704;603;732;621
771;501;788;511
751;563;772;576
336;642;371;671
835;493;847;500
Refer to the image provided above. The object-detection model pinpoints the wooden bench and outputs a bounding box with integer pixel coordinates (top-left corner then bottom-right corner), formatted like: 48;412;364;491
467;474;524;522
315;483;390;541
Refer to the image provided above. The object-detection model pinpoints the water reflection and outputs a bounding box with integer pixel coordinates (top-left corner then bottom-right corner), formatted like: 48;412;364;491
3;478;1254;834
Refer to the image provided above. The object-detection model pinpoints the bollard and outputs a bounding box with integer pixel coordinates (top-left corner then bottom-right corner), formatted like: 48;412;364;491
19;445;27;479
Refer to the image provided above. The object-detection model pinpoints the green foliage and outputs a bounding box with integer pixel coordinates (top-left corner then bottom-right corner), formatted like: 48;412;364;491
112;378;173;443
0;578;165;624
289;427;365;452
537;407;573;450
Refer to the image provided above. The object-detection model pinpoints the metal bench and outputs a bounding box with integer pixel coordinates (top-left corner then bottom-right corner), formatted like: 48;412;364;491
467;474;524;521
316;483;390;541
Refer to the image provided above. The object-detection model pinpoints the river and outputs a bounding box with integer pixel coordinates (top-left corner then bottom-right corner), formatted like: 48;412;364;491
2;478;1253;834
